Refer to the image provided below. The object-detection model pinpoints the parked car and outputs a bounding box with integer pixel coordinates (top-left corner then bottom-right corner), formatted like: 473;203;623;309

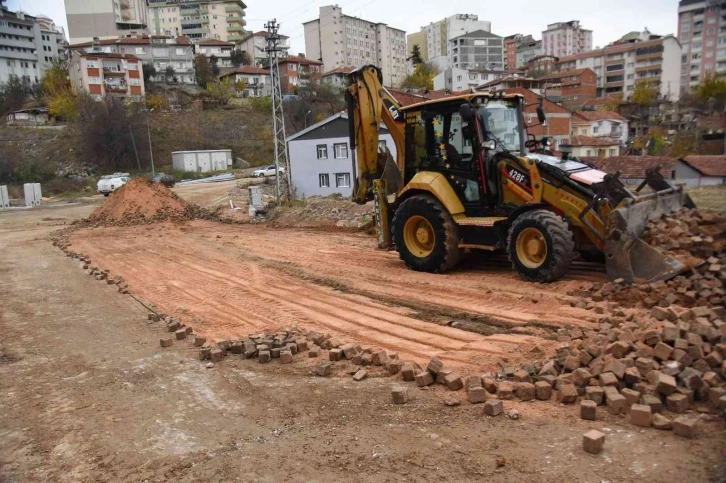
252;165;286;178
152;172;175;188
97;173;131;196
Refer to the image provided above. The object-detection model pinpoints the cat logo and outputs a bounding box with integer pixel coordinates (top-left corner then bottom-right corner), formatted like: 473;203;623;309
383;99;402;122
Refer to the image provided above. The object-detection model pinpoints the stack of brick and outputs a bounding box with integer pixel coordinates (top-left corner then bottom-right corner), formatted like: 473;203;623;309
199;327;309;364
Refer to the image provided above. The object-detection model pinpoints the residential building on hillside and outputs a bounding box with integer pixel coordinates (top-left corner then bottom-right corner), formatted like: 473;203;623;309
287;112;397;198
239;30;290;66
674;156;726;185
406;14;492;71
433;67;517;92
504;34;522;69
68;35;197;85
539;68;597;110
517;38;542;68
68;50;145;101
678;0;726;93
542;21;592;58
503;87;573;149
277;55;323;93
148;0;247;42
219;65;270;97
196;38;234;67
554;35;682;101
64;0;148;44
526;54;559;76
573;110;629;146
476;74;543;93
322;65;356;89
303;5;406;87
0;7;65;84
450;30;503;70
569;136;620;157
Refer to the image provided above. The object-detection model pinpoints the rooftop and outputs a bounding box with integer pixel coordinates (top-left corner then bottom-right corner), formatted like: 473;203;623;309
220;65;270;76
197;39;234;46
279;55;323;65
679;156;726;177
570;135;620;147
323;66;357;76
556;36;676;63
539;68;595;81
580;155;676;179
78;52;141;61
576;110;628;122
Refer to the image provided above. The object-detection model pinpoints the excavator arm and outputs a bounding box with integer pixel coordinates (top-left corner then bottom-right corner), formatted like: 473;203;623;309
346;65;405;248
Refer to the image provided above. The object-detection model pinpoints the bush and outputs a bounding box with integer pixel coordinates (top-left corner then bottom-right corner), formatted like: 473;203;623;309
44;177;89;196
15;159;56;183
250;96;272;113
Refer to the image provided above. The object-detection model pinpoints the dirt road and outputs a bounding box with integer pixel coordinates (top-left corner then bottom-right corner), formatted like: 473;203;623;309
69;221;602;371
2;203;725;482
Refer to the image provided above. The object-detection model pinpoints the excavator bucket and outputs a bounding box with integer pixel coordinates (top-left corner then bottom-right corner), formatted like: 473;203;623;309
604;186;694;284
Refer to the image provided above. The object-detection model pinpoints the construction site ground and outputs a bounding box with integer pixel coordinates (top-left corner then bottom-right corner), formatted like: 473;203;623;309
1;198;725;482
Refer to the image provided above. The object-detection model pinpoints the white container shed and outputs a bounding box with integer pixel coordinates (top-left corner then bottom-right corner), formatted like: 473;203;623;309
171;150;233;173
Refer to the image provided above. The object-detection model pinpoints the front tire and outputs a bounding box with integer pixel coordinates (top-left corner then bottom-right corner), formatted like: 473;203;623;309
392;194;462;273
507;210;574;283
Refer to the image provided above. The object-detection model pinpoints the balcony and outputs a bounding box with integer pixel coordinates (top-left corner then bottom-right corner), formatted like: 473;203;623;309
225;5;244;15
182;27;209;35
227;25;244;32
0;24;35;38
104;84;128;93
227;34;245;42
2;50;37;61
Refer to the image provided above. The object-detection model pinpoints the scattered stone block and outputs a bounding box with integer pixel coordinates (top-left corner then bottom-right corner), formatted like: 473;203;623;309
515;382;536;401
497;381;515;400
652;413;672;430
415;371;434;387
650;371;678;396
630;404;652;427
535;381;552;400
582;430;605;454
557;383;578;404
484;399;503;416
427;358;443;375
386;359;403;375
672;416;698;438
585;386;605;405
599;372;619;386
329;348;343;361
444;373;463;391
580;400;597;420
280;350;293;364
175;329;187;340
401;362;417;382
621;388;640;406
353;369;367;381
435;368;453;385
160;338;173;348
210;348;224;362
361;353;374;366
606;393;627;415
199;347;211;360
482;376;498;393
340;343;358;359
468;387;488;404
513;369;531;383
309;346;320;358
666;393;689;413
640;394;663;412
392;386;409;404
653;342;674;361
258;350;271;363
316;361;332;376
465;375;483;389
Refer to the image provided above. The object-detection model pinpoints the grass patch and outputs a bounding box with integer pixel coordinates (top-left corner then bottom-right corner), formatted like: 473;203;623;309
686;185;726;213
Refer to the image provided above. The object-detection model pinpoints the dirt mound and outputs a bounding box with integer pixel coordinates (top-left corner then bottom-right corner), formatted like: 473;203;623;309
267;196;374;231
87;179;198;226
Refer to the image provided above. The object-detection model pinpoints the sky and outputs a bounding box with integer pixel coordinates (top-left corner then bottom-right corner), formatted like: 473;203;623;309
8;0;679;55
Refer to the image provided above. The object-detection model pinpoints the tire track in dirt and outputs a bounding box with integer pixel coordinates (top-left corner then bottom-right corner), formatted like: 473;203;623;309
70;225;559;368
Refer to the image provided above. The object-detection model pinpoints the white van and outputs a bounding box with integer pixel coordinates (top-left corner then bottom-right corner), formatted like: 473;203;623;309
97;173;130;196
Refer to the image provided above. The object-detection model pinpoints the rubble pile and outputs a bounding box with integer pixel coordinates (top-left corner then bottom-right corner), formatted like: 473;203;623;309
87;179;199;226
268;196;374;231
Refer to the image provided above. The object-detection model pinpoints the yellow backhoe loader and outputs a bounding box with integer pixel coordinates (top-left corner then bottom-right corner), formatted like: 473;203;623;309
345;65;694;283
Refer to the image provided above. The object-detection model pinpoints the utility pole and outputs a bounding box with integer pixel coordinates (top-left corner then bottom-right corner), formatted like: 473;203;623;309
265;19;291;204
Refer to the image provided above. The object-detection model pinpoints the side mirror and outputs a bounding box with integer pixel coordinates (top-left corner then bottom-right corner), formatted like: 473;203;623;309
459;102;475;122
536;106;546;124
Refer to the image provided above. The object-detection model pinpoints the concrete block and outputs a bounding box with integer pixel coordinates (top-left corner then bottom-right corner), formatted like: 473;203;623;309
535;381;552;400
468;387;488;403
557;383;578;404
585;386;605;405
621;388;640;406
427;358;443;375
175;329;187;340
353;369;368;381
652;413;672;430
465;375;483;389
386;359;402;375
392;386;409;404
309;345;320;358
580;399;597;420
444;372;463;391
606;393;627;415
160;338;173;348
329;348;343;361
280;350;293;364
582;430;605;454
210;348;224;362
630;404;652;427
258;350;271;363
497;381;514;400
415;371;434;387
316;361;332;376
666;393;689;413
483;399;503;416
515;382;536;401
672;416;698;438
199;347;211;360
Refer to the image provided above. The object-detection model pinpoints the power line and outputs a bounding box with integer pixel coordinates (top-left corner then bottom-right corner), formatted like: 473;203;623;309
265;19;291;203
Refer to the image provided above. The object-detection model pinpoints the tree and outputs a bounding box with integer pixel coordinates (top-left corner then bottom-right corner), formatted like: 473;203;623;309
142;63;157;84
230;49;251;67
164;65;175;83
234;79;247;96
400;62;438;90
601;93;624;112
410;44;423;66
146;93;168;111
194;55;212;88
206;77;232;105
631;80;659;107
41;59;78;121
695;74;726;113
209;55;220;77
0;75;35;115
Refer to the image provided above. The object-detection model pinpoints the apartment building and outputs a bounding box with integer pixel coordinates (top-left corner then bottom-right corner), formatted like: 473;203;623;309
503;34;521;69
303;5;406;87
678;0;726;93
196;39;234;67
69;50;145;101
516;37;542;68
277;55;323;93
542;21;592;58
239;30;290;66
64;0;148;45
0;7;65;84
406;14;492;70
539;68;597;110
554;35;682;101
148;0;247;43
68;35;197;85
433;67;516;92
449;30;503;71
322;65;356;89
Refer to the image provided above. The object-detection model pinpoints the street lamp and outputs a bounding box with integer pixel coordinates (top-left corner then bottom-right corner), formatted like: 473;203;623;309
304;109;312;129
147;108;155;176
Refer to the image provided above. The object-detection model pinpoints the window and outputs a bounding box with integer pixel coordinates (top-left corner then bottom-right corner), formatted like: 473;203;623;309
88;76;101;84
135;47;145;54
316;144;328;159
335;173;351;188
86;60;98;68
177;48;186;55
319;173;330;187
609;148;616;156
586;149;592;156
334;143;348;158
129;78;141;86
593;126;599;134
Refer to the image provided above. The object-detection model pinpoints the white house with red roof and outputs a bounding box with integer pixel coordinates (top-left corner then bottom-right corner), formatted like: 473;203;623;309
219;65;271;97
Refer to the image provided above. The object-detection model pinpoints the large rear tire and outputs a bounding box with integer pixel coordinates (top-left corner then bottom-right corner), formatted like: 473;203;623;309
392;194;462;273
507;210;574;283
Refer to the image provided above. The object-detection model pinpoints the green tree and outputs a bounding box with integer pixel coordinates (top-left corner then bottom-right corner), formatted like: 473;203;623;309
0;75;35;115
206;77;232;105
209;55;220;77
142;63;157;84
631;80;659;106
410;44;423;66
695;74;726;113
194;55;211;88
230;49;251;67
164;65;175;82
601;93;624;112
400;62;438;90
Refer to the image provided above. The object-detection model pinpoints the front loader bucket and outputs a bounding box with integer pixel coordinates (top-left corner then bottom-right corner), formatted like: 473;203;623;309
604;188;691;284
